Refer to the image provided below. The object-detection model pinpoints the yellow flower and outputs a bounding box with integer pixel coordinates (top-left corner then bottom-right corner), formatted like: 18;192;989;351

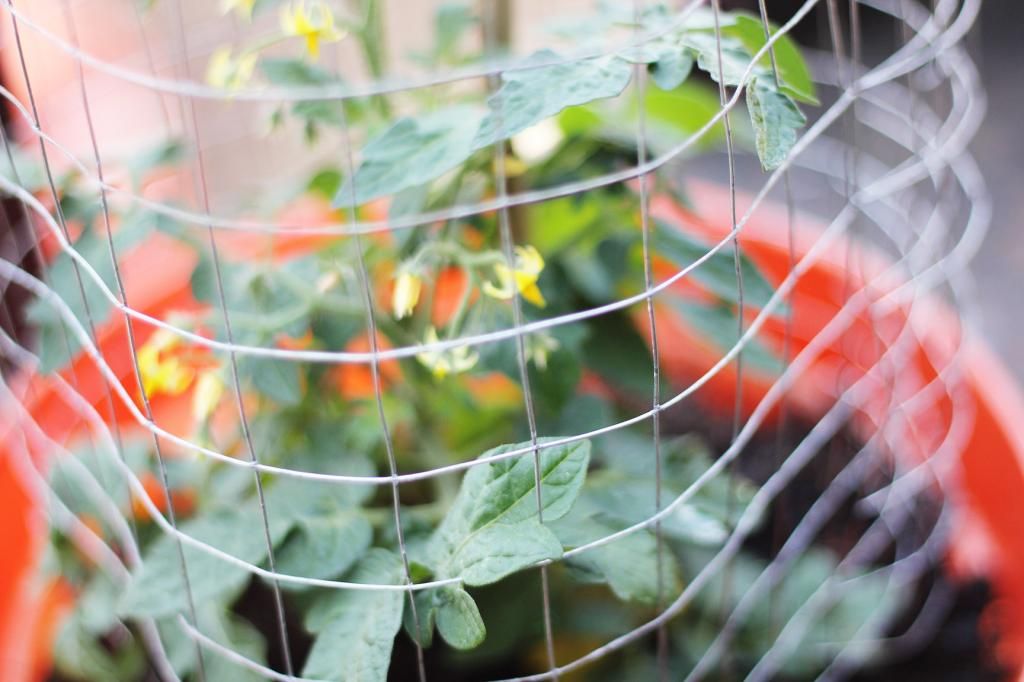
221;0;256;20
391;270;423;319
137;329;195;397
392;271;423;320
482;245;547;308
192;370;226;422
206;46;258;91
416;327;479;379
280;0;345;61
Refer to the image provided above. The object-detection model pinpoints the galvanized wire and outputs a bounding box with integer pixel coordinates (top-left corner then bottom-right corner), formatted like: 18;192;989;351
0;0;989;680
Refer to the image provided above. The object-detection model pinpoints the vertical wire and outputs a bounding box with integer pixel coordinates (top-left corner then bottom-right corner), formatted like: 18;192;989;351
167;3;295;677
1;0;210;676
130;1;176;135
328;9;426;679
629;2;668;679
756;0;802;633
334;95;429;682
481;2;559;675
709;1;746;666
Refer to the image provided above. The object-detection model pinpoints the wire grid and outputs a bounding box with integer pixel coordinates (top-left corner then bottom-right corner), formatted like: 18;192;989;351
0;0;990;679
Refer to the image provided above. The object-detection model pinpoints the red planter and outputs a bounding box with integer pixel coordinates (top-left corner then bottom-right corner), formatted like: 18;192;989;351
2;184;1022;679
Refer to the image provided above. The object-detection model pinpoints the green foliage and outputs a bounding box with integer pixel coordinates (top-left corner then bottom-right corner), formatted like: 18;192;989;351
431;586;487;650
338;106;484;205
274;512;373;587
747;77;808;171
29;5;896;682
472;52;634;150
553;502;681;605
118;504;293;619
302;550;406;681
427;439;590;585
261;58;365;136
337;10;812;206
723;13;819;104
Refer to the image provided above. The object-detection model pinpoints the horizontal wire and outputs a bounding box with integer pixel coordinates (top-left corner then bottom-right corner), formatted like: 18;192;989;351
0;26;983;602
0;1;987;677
2;0;709;103
1;0;942;240
0;21;977;382
0;31;982;500
688;168;978;680
1;0;976;242
0;372;181;681
0;93;983;595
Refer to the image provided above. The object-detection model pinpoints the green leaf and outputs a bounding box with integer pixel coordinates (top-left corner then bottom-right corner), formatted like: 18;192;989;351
589;433;756;544
724;13;818;104
274;512;372;588
525;332;583;417
527;196;602;254
684;33;758;87
651;219;779;310
428;438;591;585
74;574;123;635
649;48;694;91
746;77;806;171
157;606;268;682
432;3;477;62
307;167;344;199
403;589;437;648
643;82;724;145
197;608;268;682
261;58;358;129
448;522;564;586
341;49;638;204
435;587;486;650
582;474;728;547
119;504;292;619
554;510;681;605
262;435;376;516
466;439;590;528
302;549;406;682
472;51;633;150
337;106;484;205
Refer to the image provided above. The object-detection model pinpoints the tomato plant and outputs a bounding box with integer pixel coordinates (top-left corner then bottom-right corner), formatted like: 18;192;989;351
17;2;904;680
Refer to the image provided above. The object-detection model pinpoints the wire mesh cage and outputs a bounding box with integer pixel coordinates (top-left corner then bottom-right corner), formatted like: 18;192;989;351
0;0;996;680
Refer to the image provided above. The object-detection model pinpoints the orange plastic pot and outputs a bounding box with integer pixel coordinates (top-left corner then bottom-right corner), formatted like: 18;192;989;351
641;181;1024;676
2;184;1023;680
